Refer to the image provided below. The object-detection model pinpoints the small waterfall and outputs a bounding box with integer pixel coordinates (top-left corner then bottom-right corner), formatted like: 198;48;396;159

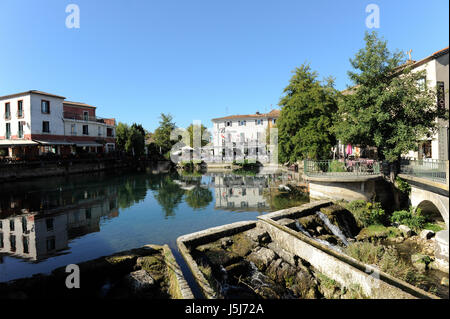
295;221;313;238
316;211;349;246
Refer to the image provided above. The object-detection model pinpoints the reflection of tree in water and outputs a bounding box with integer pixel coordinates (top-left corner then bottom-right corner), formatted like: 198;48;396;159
185;186;213;210
116;174;149;209
153;175;185;218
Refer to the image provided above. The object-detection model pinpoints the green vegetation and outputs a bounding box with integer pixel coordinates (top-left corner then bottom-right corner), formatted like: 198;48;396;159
185;187;213;210
328;160;346;172
344;242;425;286
333;31;448;163
115;122;146;156
391;207;426;232
395;177;411;195
345;200;387;227
153;113;176;158
186;123;210;148
277;64;338;162
423;222;444;233
356;224;401;241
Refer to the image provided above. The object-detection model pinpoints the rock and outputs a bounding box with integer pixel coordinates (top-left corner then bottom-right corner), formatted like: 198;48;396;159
399;225;413;238
229;233;257;257
125;269;155;293
225;261;250;279
319;204;361;238
419;230;435;240
278;218;297;229
204;248;241;267
316;234;339;246
316;226;325;235
244;228;271;244
411;253;433;271
298;215;323;235
267;242;296;266
441;277;449;287
220;237;233;248
247;247;277;271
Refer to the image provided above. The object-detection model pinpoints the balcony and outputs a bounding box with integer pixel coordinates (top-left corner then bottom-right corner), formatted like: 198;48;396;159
63;112;115;126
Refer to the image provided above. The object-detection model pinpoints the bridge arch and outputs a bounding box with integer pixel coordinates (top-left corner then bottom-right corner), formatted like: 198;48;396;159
410;185;449;228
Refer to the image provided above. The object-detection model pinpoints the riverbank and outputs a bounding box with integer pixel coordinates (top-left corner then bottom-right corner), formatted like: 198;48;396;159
0;158;172;182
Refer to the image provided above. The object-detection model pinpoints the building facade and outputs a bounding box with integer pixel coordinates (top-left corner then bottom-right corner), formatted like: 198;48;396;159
0;90;116;158
210;109;279;163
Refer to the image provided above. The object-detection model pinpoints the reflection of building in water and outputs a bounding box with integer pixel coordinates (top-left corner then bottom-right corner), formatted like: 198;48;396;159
213;175;271;211
0;194;118;263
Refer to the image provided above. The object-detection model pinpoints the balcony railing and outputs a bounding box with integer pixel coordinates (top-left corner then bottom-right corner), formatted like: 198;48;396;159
304;159;381;176
400;158;448;184
63;112;115;126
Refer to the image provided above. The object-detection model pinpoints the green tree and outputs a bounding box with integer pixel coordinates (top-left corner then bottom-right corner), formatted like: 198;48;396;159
186;123;211;147
277;64;338;162
153;113;176;155
125;124;146;156
115;122;130;152
333;31;448;162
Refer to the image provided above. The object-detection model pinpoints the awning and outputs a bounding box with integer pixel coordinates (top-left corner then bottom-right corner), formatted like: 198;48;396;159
0;140;38;146
33;140;75;146
76;142;103;147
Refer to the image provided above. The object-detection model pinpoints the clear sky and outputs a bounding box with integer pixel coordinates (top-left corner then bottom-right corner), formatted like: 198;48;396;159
0;0;448;131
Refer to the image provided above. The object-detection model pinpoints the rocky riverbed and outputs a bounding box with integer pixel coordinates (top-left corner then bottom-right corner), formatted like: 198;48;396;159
190;225;367;299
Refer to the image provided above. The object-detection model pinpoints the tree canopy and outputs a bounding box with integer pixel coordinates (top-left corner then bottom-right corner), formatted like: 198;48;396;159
277;64;338;162
332;31;448;162
153;113;176;155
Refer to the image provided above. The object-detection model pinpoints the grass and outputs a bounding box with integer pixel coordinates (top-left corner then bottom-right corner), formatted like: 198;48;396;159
344;241;426;286
423;222;444;233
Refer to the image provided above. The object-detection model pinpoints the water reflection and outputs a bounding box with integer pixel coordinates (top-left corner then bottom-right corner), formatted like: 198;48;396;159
0;169;306;280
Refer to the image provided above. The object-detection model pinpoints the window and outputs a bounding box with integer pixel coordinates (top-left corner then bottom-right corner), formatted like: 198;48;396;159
5;123;11;139
42;121;50;133
417;76;426;91
46;236;56;251
71;124;76;135
5;102;10;119
255;119;262;125
85;208;91;219
0;233;3;249
22;217;28;233
41;100;50;114
107;128;113;137
18;121;24;138
10;219;15;231
273;119;276;124
421;140;432;159
17;100;23;118
98;126;102;136
238;120;246;126
83;111;89;121
46;218;54;231
10;235;16;252
226;121;232;127
23;236;29;254
83;125;89;135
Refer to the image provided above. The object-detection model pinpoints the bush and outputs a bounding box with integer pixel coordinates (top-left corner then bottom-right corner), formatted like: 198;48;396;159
346;200;387;227
391;207;426;232
395;177;411;195
328;160;347;172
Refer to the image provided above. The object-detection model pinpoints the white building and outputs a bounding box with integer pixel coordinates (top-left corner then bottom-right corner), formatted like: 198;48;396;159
0;90;116;158
403;47;449;160
210;109;280;163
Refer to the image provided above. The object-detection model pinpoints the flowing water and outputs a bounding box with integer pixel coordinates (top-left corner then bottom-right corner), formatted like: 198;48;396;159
0;168;307;290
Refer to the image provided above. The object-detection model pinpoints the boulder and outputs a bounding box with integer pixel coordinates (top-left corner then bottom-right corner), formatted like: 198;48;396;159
247;247;277;271
125;269;155;293
419;229;435;240
220;237;233;248
441;277;449;287
229;233;257;257
399;225;413;238
244;228;271;244
411;253;433;272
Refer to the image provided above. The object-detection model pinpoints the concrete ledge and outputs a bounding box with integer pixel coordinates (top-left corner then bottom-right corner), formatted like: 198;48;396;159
303;174;383;182
177;221;257;299
398;174;449;192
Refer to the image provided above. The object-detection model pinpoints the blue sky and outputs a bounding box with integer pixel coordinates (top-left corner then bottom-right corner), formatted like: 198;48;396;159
0;0;448;131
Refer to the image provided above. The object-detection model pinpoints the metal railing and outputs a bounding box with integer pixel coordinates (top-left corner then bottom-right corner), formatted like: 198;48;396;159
304;159;381;176
400;158;447;184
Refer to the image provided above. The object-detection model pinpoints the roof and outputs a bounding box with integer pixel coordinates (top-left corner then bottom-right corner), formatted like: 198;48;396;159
0;90;66;100
212;109;280;121
64;101;96;108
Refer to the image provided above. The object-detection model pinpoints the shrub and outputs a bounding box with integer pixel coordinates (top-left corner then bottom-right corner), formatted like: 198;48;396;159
395;177;411;195
328;160;347;172
346;200;387;227
391;207;426;232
